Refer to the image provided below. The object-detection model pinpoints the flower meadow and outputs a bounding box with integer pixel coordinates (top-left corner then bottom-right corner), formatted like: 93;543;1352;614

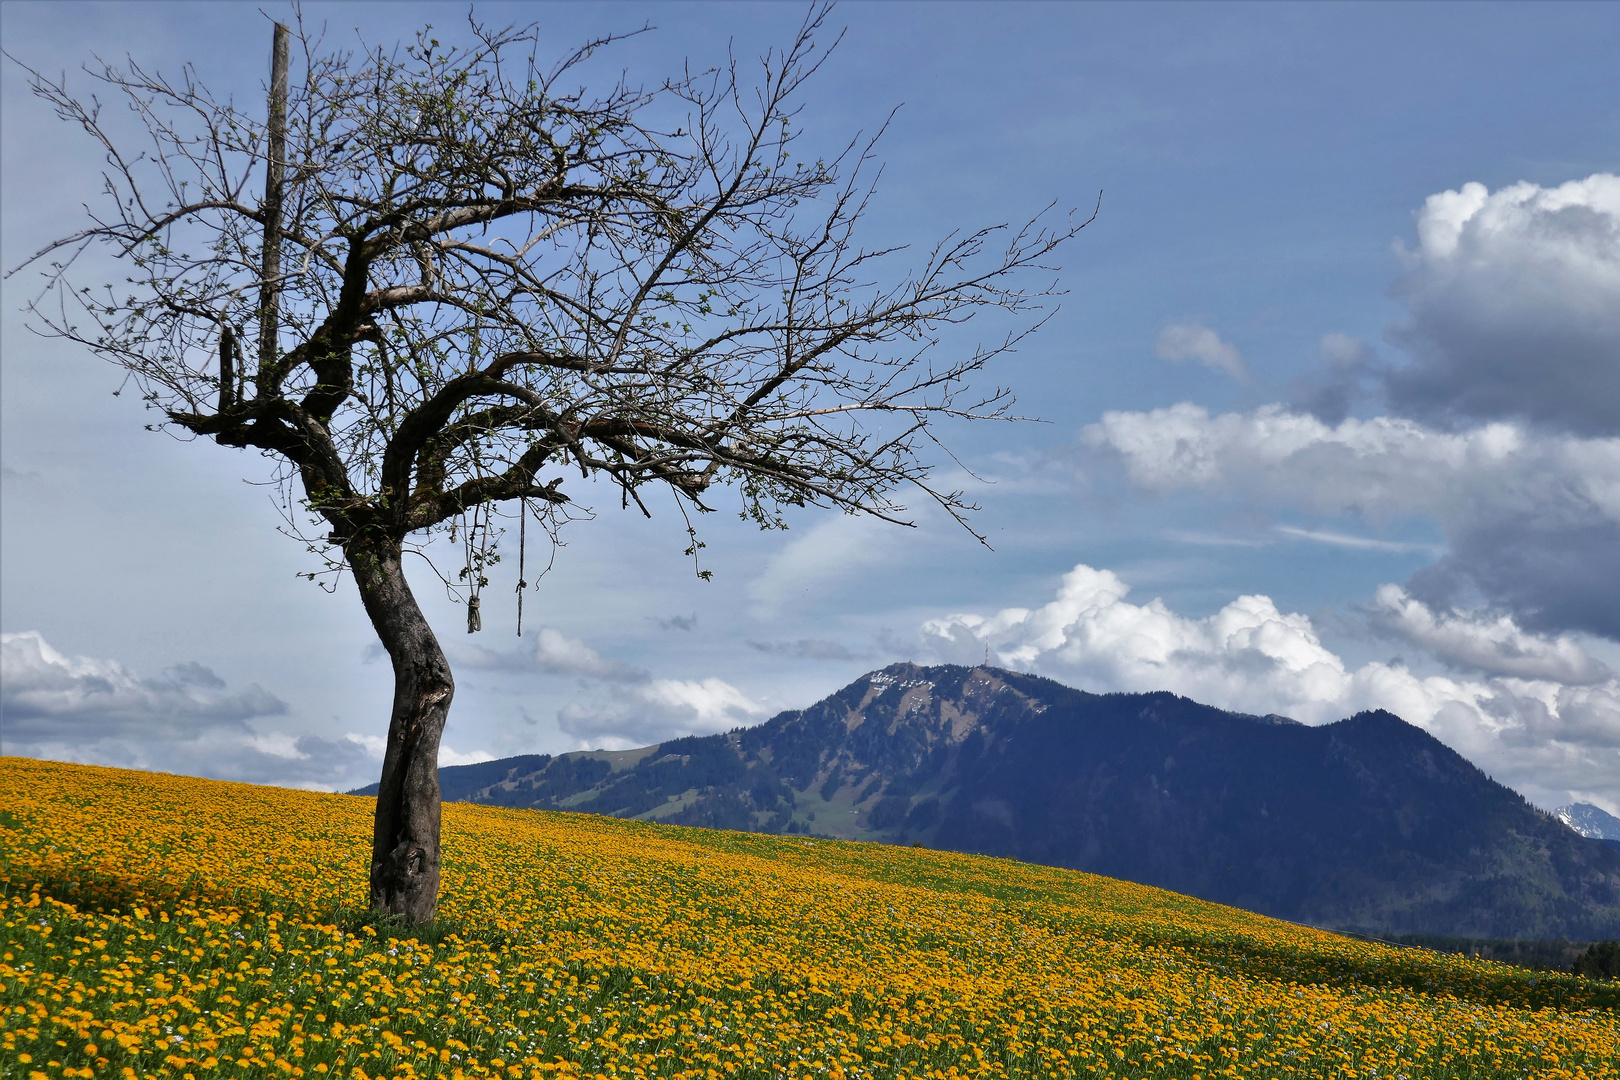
1;758;1616;1080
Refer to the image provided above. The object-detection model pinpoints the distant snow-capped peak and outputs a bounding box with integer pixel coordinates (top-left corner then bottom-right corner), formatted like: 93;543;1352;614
1554;803;1620;840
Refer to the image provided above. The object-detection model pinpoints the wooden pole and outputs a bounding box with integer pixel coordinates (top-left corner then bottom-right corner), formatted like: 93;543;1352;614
256;22;290;383
218;324;236;410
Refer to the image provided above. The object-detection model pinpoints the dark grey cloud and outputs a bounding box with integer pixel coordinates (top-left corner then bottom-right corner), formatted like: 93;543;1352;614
747;638;865;661
1287;332;1384;425
1407;517;1620;640
1382;176;1620;437
653;614;698;632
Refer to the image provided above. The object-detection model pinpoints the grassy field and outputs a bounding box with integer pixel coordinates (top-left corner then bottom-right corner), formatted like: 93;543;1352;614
1;758;1616;1080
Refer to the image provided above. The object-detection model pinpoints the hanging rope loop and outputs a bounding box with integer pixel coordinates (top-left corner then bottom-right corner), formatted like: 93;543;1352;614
460;504;486;633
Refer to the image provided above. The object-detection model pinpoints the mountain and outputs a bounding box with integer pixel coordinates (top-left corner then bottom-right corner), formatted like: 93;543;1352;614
1555;802;1620;840
353;663;1620;939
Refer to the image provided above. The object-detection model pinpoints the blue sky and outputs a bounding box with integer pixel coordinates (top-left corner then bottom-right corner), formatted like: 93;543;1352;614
3;2;1618;811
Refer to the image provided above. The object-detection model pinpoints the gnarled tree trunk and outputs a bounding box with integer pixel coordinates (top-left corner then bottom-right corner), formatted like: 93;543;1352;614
348;536;453;922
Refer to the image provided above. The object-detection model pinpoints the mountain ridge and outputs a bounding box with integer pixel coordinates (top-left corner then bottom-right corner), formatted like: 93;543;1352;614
351;663;1620;938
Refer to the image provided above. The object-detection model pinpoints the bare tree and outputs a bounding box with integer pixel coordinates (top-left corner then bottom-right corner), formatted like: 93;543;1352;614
9;6;1091;921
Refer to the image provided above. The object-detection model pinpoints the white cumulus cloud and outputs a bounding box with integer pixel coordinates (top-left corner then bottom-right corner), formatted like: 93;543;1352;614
920;564;1353;718
557;677;767;751
915;564;1620;810
1386;173;1620;436
438;745;497;767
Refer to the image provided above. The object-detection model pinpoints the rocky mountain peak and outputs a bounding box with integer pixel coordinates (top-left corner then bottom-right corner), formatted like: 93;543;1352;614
1556;802;1620;840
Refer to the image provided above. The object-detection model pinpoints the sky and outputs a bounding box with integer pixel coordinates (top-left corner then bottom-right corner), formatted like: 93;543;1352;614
2;1;1618;813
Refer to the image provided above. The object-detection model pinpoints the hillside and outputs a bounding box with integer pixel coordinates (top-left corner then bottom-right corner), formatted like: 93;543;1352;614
3;757;1618;1080
367;663;1620;939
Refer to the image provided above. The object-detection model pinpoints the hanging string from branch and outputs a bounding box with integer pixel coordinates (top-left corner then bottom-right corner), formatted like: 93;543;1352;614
516;499;528;637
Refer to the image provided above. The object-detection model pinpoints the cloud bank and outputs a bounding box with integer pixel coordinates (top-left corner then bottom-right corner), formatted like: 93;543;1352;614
2;630;286;739
916;564;1620;810
1083;403;1620;638
0;631;380;790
